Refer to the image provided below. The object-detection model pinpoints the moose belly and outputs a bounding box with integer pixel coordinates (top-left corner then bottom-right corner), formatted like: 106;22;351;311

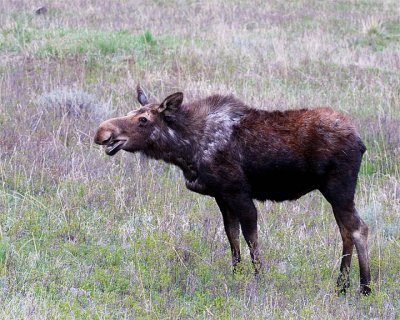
247;170;320;202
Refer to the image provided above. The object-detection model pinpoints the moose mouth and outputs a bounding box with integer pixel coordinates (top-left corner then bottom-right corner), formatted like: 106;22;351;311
105;140;126;156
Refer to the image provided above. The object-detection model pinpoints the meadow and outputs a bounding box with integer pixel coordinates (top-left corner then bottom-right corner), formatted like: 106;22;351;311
0;0;399;319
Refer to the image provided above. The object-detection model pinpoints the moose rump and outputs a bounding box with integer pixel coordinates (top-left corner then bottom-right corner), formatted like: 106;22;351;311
94;86;371;295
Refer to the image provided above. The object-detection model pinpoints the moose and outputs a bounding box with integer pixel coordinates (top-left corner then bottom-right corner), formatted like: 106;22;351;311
94;85;371;295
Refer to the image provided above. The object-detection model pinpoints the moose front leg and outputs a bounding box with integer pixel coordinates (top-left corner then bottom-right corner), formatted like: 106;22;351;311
215;197;241;271
222;194;262;274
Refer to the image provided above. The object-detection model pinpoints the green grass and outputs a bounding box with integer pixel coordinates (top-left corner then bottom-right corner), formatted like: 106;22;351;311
0;12;183;66
2;25;159;61
0;0;400;319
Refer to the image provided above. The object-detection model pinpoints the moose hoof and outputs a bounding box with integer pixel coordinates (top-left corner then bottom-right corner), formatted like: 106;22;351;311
336;274;350;295
337;287;347;296
360;285;371;296
232;262;243;277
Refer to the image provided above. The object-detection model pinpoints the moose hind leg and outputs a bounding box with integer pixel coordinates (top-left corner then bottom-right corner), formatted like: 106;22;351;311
351;217;371;295
333;204;371;295
216;197;241;272
321;154;371;295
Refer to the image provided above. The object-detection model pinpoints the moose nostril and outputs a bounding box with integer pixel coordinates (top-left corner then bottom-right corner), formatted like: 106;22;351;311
103;135;112;144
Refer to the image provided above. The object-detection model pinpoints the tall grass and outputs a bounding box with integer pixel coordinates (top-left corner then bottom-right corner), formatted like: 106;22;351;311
0;0;399;318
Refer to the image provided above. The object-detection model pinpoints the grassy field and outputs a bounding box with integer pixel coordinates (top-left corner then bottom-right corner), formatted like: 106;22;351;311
1;0;399;319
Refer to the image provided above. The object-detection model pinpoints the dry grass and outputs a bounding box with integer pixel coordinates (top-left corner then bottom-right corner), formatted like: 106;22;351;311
0;0;399;319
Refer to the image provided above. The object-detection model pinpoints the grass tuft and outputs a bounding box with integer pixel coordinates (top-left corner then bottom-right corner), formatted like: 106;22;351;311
36;87;113;120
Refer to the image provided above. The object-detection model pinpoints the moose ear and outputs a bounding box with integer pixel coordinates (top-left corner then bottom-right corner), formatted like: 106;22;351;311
158;92;183;114
137;84;149;106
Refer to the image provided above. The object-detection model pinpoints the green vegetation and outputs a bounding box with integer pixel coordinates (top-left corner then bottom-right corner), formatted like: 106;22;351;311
0;0;399;319
355;18;400;51
2;24;159;61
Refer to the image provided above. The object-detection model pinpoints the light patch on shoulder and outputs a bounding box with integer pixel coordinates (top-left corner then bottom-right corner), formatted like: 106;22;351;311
168;128;176;139
201;103;243;161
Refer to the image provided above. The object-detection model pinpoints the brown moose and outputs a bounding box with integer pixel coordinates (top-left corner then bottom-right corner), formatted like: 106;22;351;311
94;86;371;295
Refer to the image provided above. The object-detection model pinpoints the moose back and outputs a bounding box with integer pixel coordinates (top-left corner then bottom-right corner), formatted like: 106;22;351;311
94;86;371;295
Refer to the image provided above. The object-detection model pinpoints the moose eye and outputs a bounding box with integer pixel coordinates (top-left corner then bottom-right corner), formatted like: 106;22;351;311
139;117;148;124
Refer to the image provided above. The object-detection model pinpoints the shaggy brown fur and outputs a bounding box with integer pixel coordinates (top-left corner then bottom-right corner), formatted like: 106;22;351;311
94;86;371;295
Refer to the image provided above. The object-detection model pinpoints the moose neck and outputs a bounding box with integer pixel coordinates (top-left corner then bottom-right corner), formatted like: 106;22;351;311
144;115;201;181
